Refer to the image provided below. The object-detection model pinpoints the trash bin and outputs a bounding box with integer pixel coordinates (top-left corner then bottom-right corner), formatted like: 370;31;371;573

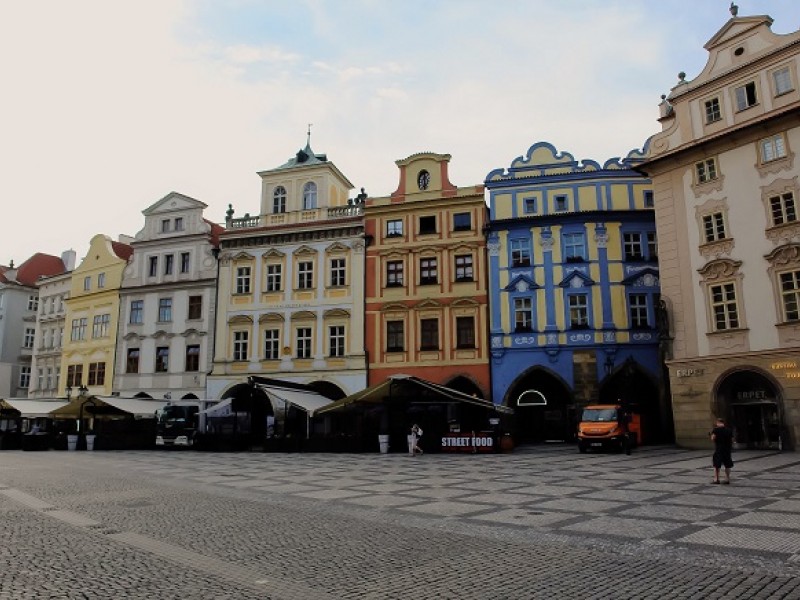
85;434;96;451
378;434;389;454
67;434;78;451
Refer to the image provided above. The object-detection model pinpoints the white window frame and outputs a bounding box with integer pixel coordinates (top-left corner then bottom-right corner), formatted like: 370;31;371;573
770;192;797;226
302;182;317;210
780;270;800;322
236;266;252;294
298;261;314;289
330;258;346;287
696;158;718;184
702;212;727;243
773;66;793;96
233;330;249;361
266;264;282;292
264;329;280;360
704;97;722;123
329;325;345;357
296;327;312;359
760;133;787;163
734;81;758;111
709;282;740;331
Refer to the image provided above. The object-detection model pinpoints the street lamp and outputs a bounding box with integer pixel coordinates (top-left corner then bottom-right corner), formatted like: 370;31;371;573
77;386;94;433
65;385;72;399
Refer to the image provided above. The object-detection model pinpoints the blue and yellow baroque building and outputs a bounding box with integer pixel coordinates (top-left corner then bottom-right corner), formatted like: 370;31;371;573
485;142;671;444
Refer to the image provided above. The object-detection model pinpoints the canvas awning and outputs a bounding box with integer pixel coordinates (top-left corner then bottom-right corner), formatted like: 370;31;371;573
315;374;513;416
250;378;334;416
0;398;69;417
49;396;167;418
202;398;233;416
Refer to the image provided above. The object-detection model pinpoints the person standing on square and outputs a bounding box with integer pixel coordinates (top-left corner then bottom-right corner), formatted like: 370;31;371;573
711;417;734;484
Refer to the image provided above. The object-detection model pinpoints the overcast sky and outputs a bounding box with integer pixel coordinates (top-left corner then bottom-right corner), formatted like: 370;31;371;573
2;1;799;265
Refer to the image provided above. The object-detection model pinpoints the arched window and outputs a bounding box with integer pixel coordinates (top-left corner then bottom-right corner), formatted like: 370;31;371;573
273;186;287;214
303;182;317;210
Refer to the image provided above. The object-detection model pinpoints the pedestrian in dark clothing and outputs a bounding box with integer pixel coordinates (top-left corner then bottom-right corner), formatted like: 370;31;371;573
710;417;734;484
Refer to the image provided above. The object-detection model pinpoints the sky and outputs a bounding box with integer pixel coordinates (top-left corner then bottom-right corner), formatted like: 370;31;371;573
2;1;799;265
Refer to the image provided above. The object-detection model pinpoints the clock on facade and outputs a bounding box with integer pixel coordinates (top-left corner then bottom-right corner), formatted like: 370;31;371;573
417;170;430;190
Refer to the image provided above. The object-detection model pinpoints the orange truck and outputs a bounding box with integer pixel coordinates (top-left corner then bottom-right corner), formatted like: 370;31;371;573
577;404;639;454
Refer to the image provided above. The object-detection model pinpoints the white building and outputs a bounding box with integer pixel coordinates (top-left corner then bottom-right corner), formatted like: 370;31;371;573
115;192;221;399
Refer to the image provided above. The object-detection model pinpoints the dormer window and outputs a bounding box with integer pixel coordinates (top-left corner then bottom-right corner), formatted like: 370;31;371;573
303;182;317;210
704;97;721;123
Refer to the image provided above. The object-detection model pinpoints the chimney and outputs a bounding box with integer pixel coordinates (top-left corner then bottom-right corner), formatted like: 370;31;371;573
117;234;135;245
61;249;76;272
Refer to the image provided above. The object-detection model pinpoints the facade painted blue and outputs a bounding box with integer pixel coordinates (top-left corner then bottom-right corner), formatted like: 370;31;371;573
485;142;668;444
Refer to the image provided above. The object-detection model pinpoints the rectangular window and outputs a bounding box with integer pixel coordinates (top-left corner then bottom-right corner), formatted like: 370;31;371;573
647;232;658;261
761;134;787;163
386;219;403;237
158;298;173;322
164;254;174;275
453;212;472;231
773;66;793;95
97;272;105;288
695;158;718;183
185;345;200;372
629;294;649;328
568;295;589;328
524;198;536;214
330;258;346;287
180;252;190;273
644;190;654;208
174;217;184;231
155;346;170;372
70;318;87;341
771;192;797;226
420;318;439;350
130;300;144;324
780;271;800;321
419;215;437;235
87;362;105;386
37;368;44;391
454;255;474;282
419;258;438;285
236;266;252;294
623;233;643;261
704;97;722;123
83;276;91;291
233;331;249;361
266;264;282;292
188;295;202;320
456;316;475;349
161;219;170;233
264;329;280;360
27;295;38;311
386;261;404;287
126;348;140;374
514;298;533;332
23;327;35;349
554;195;568;211
510;239;532;267
386;321;404;352
710;283;739;330
298;261;314;289
329;325;345;357
296;327;312;359
66;364;83;387
45;367;53;390
19;366;31;389
703;213;727;242
148;256;158;277
563;232;586;260
92;314;110;338
735;81;758;111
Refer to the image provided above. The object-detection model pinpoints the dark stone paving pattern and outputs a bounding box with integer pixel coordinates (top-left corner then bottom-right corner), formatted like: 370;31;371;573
1;445;799;599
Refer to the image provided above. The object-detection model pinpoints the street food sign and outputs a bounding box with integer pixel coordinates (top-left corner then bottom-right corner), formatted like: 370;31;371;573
441;434;494;453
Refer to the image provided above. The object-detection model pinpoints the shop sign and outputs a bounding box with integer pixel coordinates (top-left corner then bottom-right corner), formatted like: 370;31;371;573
441;434;494;453
770;361;800;378
676;368;704;378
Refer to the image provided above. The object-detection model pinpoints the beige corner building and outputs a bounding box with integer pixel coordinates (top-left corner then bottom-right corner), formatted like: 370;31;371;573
638;9;800;450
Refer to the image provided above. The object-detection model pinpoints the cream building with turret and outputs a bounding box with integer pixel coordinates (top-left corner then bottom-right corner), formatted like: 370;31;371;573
208;139;367;410
638;8;800;450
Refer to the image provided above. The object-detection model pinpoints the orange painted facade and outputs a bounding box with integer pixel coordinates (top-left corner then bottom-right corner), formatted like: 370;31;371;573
364;152;491;397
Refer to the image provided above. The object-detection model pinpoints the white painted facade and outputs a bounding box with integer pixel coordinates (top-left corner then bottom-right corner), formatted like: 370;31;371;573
29;270;72;399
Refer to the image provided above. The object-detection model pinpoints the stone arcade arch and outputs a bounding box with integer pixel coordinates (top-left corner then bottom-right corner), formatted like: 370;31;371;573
504;367;574;444
598;358;664;444
714;368;788;450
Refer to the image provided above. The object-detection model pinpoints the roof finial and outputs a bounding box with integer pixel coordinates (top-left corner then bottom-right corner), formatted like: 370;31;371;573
307;123;313;147
729;2;738;17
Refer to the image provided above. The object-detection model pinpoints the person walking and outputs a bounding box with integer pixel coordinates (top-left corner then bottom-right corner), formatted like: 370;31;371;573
411;424;424;455
710;417;734;484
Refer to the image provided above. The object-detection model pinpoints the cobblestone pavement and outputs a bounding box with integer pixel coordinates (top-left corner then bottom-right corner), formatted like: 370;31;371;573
1;445;800;599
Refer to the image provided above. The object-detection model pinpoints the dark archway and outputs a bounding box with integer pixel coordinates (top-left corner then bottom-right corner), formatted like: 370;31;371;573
219;383;272;443
134;392;152;399
504;368;574;444
444;376;484;399
307;380;346;400
182;393;199;400
715;369;787;450
599;358;662;444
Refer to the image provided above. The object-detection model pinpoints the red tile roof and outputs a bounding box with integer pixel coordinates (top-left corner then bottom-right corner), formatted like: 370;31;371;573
111;241;133;261
0;253;67;286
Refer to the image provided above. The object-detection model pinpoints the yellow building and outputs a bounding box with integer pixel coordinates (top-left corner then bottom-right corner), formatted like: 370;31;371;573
59;234;133;397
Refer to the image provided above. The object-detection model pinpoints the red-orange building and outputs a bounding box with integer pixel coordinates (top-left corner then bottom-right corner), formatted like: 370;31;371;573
364;152;490;397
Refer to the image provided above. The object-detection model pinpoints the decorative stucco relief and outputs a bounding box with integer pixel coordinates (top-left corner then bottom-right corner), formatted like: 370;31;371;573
756;152;795;178
698;238;735;259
